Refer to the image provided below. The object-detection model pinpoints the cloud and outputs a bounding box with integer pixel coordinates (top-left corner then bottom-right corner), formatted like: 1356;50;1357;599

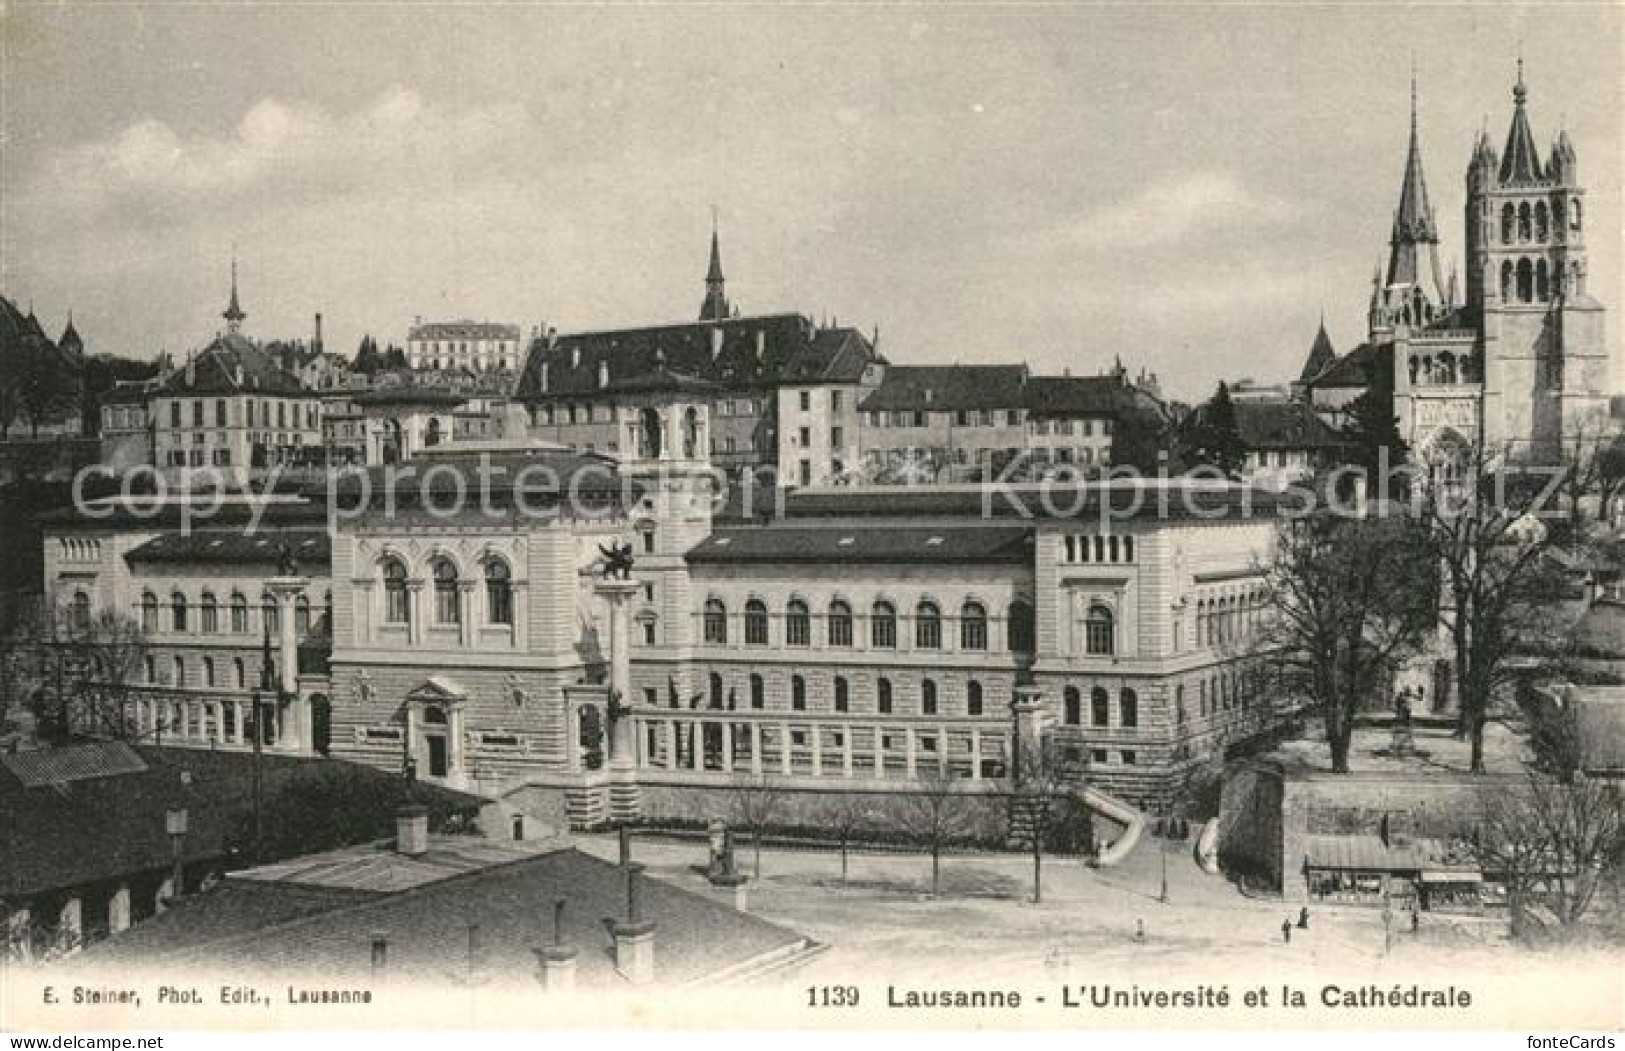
1066;171;1300;250
20;88;534;229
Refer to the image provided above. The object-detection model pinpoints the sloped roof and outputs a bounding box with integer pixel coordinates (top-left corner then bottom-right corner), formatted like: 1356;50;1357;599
1499;73;1546;186
156;334;304;396
1229;399;1346;450
82;845;812;988
1299;323;1337;382
858;364;1029;413
515;314;874;400
688;524;1034;564
124;529;331;567
1305;341;1390;390
778;327;879;384
408;320;521;341
1;741;147;788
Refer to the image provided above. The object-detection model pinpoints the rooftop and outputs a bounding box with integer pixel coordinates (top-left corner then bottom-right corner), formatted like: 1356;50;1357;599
688;524;1034;565
857;364;1029;413
124;528;332;568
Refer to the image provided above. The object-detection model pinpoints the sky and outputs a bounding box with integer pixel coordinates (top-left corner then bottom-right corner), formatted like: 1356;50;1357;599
1;3;1620;402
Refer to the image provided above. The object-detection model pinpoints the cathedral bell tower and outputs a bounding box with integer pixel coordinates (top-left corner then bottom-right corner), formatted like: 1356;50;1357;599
1469;62;1609;457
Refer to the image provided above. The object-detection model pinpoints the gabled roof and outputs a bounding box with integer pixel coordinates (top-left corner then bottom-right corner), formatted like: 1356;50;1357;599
155;334;304;396
858;364;1029;413
778;327;879;384
1021;374;1168;424
515;314;873;400
1305;341;1391;390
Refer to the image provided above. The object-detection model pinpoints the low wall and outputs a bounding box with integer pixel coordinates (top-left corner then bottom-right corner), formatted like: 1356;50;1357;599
636;781;1015;845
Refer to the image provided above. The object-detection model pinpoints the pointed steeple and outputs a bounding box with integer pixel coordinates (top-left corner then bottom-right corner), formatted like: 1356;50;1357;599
699;211;731;322
1299;315;1337;382
223;252;247;335
1384;70;1446;308
1499;57;1544;185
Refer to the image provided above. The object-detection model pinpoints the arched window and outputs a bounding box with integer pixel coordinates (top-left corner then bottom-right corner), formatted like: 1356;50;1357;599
1535;200;1549;241
749;673;764;709
1501;202;1516;243
203;656;216;688
71;591;90;630
1085;604;1115;656
1120;688;1138;728
1518;202;1532;241
921;678;938;715
263;593;279;634
432;558;460;624
744;599;769;646
1091;687;1110;727
792;675;807;711
871;600;897;649
485;560;513;625
1517;258;1533;302
1501;260;1514;301
834;676;849;713
383;559;410;624
234;657;246;689
827;600;853;647
140;592;158;633
703;598;727;644
295;595;311;636
877;677;893;714
1064;686;1081;726
960;601;987;650
171;592;188;632
172;655;186;687
1536;258;1550;301
144;655;155;683
200;592;218;633
786;599;810;647
1007;599;1035;653
709;672;724;709
915;600;941;649
229;592;249;634
967;680;984;717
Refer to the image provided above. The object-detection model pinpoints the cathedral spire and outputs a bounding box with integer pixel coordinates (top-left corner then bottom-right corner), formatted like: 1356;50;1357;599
1499;57;1544;185
698;210;731;322
222;250;247;335
1384;71;1446;309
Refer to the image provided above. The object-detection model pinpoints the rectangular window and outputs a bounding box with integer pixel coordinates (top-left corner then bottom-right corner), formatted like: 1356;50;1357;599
799;391;811;412
1121;750;1137;766
831;426;843;447
799;426;810;447
830;390;843;411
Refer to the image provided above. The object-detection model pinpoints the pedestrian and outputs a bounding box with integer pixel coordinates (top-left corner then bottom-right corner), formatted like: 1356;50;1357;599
1281;918;1292;944
1297;906;1309;929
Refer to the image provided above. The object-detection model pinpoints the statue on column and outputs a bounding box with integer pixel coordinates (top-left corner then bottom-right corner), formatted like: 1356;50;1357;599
597;542;635;580
274;541;300;578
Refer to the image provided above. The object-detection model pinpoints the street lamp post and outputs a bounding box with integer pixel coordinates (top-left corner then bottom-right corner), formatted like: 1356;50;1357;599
164;806;189;901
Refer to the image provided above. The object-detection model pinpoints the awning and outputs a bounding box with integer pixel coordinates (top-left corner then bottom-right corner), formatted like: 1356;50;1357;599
1420;870;1483;883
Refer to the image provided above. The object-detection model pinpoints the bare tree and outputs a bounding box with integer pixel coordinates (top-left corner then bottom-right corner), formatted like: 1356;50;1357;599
1422;445;1576;773
1012;734;1078;904
827;794;875;886
1550;409;1625;537
727;771;784;880
897;764;971;898
6;601;148;742
1253;509;1438;772
1475;770;1624;937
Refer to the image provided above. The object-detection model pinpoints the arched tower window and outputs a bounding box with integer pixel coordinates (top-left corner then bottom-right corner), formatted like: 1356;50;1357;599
1500;203;1516;244
1534;201;1549;241
1536;258;1550;301
827;600;853;647
1084;604;1115;656
915;600;941;649
432;558;460;624
960;601;987;650
1517;258;1533;303
383;558;410;625
703;598;727;644
785;599;810;647
870;601;896;649
1518;202;1532;241
744;599;768;646
1500;260;1514;301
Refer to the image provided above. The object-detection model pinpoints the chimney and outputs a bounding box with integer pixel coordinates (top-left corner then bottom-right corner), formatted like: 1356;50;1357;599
395;804;429;856
534;898;578;991
612;864;656;985
314;313;324;351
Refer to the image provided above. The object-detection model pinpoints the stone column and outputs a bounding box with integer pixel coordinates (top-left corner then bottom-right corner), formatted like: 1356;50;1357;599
407;581;425;646
874;726;886;779
266;576;312;754
594;579;642;771
458;581;477;648
905;729;918;779
843;724;854;778
749;724;763;775
970;728;983;782
810;726;823;777
665;719;678;771
720;722;734;773
779;723;792;775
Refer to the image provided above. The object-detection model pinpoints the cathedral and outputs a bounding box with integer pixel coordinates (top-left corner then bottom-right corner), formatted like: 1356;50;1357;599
1305;64;1614;464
